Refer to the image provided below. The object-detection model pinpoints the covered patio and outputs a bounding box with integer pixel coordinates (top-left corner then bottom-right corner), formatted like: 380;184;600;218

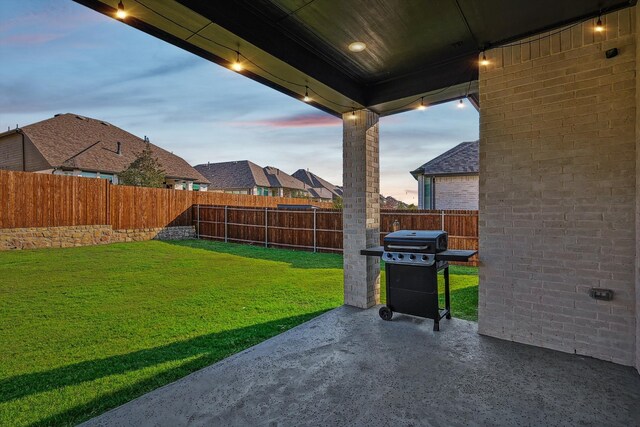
82;306;640;426
73;0;640;423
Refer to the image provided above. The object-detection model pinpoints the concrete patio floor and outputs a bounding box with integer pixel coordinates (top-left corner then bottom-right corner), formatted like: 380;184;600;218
83;306;640;427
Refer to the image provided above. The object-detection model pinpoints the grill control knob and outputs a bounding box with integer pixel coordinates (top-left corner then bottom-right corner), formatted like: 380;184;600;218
409;254;415;260
421;255;428;261
386;253;392;258
398;254;404;259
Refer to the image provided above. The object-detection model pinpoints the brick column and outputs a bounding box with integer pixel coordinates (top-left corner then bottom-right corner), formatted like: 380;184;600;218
343;109;380;308
635;4;640;374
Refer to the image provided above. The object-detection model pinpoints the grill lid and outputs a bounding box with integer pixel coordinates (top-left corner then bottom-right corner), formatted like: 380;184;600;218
384;230;448;253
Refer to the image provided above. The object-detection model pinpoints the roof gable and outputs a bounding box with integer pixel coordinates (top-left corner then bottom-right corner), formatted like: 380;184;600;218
292;169;342;198
263;166;306;190
17;114;209;183
411;140;479;178
307;187;333;199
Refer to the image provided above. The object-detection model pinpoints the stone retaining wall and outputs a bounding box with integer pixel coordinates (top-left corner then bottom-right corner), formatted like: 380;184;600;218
0;225;195;250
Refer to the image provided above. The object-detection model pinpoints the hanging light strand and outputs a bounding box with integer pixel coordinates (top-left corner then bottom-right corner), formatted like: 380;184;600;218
492;11;606;50
118;0;487;113
119;0;607;114
114;0;362;111
383;62;475;115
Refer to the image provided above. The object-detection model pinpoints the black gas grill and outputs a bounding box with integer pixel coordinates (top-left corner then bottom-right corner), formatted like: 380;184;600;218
361;230;476;331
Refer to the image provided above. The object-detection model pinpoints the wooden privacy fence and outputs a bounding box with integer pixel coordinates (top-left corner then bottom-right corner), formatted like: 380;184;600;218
194;206;479;265
196;206;343;251
0;170;478;264
0;170;331;230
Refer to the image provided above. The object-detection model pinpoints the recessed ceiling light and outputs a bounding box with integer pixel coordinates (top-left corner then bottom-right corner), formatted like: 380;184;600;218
348;42;366;52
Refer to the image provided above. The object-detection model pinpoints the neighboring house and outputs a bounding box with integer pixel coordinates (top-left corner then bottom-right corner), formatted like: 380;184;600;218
195;160;310;198
292;169;342;201
0;114;210;191
292;169;413;207
410;140;479;210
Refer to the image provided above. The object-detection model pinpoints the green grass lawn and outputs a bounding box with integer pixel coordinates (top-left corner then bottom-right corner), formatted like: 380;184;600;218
0;240;478;427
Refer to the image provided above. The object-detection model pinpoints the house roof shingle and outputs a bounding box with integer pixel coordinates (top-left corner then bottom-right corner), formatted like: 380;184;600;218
263;166;307;190
9;113;209;183
292;169;342;198
195;161;307;191
306;187;334;199
410;140;479;178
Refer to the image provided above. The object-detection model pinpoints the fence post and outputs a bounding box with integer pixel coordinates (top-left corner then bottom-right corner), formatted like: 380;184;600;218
265;207;268;248
224;206;228;243
105;180;111;227
196;204;200;239
441;210;445;230
313;208;317;253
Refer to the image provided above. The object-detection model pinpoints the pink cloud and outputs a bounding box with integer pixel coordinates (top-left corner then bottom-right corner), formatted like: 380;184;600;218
232;113;341;128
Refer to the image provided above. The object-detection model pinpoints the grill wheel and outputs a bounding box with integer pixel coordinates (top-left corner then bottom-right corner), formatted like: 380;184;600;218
379;306;393;321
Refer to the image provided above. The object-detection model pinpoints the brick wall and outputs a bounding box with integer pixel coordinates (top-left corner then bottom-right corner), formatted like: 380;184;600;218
479;8;637;366
434;175;479;210
0;225;195;250
636;5;640;373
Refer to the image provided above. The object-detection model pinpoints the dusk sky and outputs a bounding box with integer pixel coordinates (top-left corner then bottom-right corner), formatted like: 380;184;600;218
0;1;479;203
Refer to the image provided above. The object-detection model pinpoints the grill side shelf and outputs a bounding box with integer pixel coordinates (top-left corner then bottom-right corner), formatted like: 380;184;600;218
360;246;384;257
435;250;477;262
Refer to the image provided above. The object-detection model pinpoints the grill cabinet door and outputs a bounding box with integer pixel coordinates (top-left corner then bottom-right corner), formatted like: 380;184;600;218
385;264;439;320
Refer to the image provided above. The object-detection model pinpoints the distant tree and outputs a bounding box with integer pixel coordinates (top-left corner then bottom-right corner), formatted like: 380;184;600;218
118;143;165;188
332;196;343;209
395;201;417;210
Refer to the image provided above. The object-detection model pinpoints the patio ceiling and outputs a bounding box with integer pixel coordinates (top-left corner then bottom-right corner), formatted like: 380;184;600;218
75;0;636;117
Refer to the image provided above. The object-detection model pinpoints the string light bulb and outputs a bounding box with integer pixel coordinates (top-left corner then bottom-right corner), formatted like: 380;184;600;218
595;16;604;32
303;86;310;102
231;51;243;71
480;51;489;66
457;99;465;109
417;97;426;111
116;1;127;19
351;110;356;119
